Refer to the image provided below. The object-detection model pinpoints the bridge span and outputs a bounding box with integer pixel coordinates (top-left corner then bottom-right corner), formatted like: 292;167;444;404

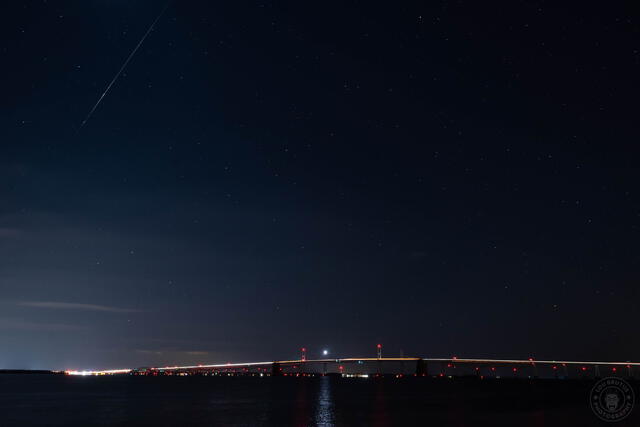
66;357;640;379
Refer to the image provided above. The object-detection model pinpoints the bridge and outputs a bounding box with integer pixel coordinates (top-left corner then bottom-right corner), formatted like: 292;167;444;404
66;356;640;379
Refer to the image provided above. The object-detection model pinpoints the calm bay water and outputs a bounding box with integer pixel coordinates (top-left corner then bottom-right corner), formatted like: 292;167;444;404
0;375;637;426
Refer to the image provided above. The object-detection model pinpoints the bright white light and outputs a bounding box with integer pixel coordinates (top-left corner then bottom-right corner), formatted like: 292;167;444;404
323;349;329;356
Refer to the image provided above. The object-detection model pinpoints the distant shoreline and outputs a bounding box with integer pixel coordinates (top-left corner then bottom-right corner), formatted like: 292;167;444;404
0;370;62;375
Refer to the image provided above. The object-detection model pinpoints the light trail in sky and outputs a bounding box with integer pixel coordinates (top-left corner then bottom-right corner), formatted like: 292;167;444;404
77;1;170;132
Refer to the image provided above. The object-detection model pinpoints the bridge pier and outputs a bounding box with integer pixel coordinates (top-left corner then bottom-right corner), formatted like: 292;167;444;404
415;359;427;376
271;362;282;377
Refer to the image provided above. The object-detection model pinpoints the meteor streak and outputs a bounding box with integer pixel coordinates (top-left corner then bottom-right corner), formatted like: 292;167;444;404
77;1;170;132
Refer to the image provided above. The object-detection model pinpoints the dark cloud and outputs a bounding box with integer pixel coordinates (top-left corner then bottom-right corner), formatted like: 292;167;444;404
0;318;87;332
17;301;142;313
0;228;21;238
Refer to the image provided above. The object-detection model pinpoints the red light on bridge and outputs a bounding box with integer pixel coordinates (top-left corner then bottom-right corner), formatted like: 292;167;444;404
552;366;557;370
581;367;587;371
612;367;617;372
512;368;517;372
377;344;382;349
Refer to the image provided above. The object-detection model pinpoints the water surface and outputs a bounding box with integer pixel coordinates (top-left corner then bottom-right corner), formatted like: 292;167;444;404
0;375;636;426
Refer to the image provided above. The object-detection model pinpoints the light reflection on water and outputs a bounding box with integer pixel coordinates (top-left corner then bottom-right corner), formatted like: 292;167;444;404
0;375;608;426
314;376;335;426
371;380;390;427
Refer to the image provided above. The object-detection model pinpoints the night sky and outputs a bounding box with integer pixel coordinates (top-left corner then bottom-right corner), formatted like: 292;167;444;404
2;1;639;370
